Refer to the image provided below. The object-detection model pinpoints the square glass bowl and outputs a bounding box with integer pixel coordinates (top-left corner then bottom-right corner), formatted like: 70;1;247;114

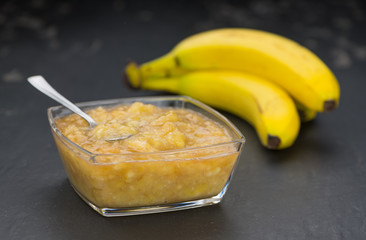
48;96;245;217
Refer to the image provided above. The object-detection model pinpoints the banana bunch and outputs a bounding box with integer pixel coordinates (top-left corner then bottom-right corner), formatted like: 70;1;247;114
123;28;340;149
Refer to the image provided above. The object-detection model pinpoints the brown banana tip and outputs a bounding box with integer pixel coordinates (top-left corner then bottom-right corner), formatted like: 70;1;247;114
267;135;281;150
323;100;337;112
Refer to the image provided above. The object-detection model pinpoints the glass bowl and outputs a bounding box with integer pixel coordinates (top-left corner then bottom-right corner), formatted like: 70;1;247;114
48;96;245;217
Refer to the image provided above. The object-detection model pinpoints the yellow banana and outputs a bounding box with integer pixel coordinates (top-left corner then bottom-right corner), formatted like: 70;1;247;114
126;70;300;150
127;28;340;112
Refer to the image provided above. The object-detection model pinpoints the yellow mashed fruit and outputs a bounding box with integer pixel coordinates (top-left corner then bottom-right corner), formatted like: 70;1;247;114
54;102;239;208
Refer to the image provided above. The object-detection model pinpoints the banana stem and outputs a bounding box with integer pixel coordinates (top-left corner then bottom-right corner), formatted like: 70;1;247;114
141;78;180;93
140;53;178;79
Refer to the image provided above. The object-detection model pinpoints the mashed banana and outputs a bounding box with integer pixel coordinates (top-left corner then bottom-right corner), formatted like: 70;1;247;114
54;102;239;208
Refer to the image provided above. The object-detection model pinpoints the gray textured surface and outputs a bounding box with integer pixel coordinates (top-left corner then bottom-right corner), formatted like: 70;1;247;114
1;0;366;239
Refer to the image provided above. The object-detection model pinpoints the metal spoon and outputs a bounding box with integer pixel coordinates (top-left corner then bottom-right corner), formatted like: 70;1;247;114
28;75;132;141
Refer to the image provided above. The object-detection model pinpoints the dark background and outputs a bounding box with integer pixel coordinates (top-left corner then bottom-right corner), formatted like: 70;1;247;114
1;0;366;239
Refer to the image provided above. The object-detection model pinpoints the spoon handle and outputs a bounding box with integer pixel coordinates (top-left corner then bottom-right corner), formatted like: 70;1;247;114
28;75;98;128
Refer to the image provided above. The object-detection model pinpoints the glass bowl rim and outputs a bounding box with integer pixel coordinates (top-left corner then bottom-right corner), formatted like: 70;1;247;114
47;95;245;160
